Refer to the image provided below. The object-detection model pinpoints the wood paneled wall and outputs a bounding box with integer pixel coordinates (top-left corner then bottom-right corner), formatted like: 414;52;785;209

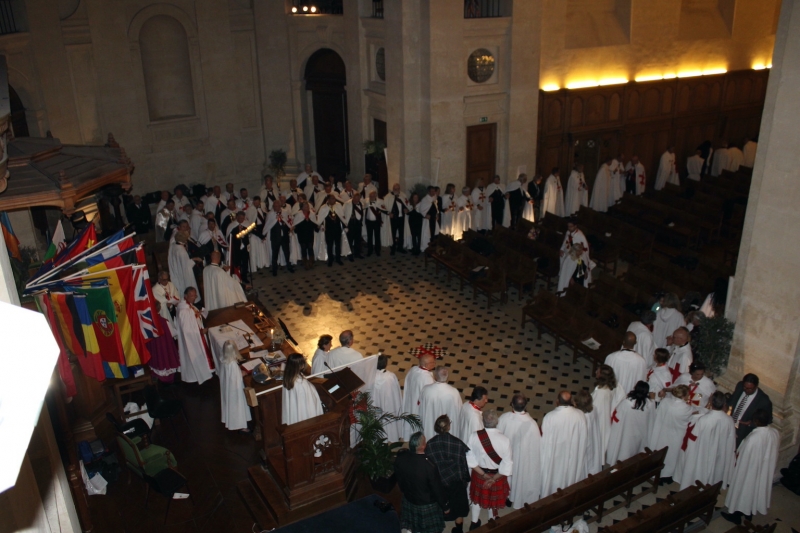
537;69;768;190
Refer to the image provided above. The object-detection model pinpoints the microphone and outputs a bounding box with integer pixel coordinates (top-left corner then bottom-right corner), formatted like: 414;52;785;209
324;361;338;375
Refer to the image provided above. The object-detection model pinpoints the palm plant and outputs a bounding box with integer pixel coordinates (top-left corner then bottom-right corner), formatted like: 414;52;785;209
353;392;421;481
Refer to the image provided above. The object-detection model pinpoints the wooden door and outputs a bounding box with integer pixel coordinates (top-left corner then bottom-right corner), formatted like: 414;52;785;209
466;123;497;189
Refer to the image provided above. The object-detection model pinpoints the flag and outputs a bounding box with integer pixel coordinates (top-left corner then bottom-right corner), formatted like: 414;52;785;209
27;224;98;286
132;264;160;339
71;293;107;381
0;211;21;262
85;242;140;273
73;286;129;379
85;236;136;267
33;292;77;397
49;292;85;359
44;221;66;262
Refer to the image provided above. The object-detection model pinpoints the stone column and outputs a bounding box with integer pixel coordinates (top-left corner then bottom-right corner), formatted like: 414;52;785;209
722;0;800;467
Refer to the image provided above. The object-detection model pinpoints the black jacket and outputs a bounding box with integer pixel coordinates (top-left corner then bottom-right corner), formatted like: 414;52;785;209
727;383;773;444
394;450;449;509
127;203;152;234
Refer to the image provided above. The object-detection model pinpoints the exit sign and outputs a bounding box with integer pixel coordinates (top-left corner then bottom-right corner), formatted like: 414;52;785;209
480;117;488;123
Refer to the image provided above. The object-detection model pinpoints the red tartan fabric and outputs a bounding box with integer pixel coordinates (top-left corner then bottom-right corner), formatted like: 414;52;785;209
469;470;509;510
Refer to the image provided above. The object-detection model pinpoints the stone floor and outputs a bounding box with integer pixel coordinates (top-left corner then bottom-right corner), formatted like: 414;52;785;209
85;250;799;532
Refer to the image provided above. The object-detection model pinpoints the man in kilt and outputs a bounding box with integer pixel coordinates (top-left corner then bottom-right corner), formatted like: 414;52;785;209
465;409;513;529
426;415;470;533
395;432;450;533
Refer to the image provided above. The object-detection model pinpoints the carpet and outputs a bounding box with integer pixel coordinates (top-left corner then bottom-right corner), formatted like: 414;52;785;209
272;495;400;533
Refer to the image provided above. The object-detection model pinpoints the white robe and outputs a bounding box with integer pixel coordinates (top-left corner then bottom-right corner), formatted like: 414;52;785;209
647;395;693;477
686;154;704;181
542;174;565;217
647;365;674;402
202;264;247;311
457;401;484;444
310;348;329;376
470;187;490;231
626;161;646;196
152;281;180;336
175;300;213;384
727;147;744;172
168;242;199;299
419;382;463;441
673;374;716;408
711;148;730;177
540;406;588;497
653;307;685;349
219;355;251;430
440;194;457;236
590;164;612;212
626;321;656;368
742;141;757;168
724;426;780;516
246;206;269;271
498;411;542;508
564;170;589;216
606;397;655;465
371;370;404;443
557;229;592;294
401;366;435;440
282;376;324;425
668;343;693;380
190;210;206;241
604;349;648;396
584;409;604;476
466;428;513;477
592;386;624;461
655;151;678;190
327;346;363;368
609;159;624;204
416;196;440;252
675;410;735;490
453;195;473;241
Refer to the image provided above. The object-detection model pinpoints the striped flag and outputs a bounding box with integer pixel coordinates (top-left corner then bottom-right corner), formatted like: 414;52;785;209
43;221;66;262
0;211;21;262
74;286;129;379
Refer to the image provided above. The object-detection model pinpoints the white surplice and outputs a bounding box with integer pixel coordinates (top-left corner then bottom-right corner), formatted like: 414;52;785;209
419;381;463;440
686;154;704;181
675;410;735;490
604;349;648;396
327;346;363;368
564;170;589;216
466;428;513;476
152;281;180;336
498;411;542;508
584;408;605;476
647;395;693;476
668;343;693;381
590;164;612;212
401;366;435;440
653;307;685;349
727;147;744;172
440;194;457;236
646;365;674;402
557;229;592;293
673;373;716;408
176;300;213;384
457;401;484;444
542;174;565;217
202;264;247;311
453;194;473;240
710;148;729;177
282;376;324;425
609;159;624;204
540;406;588;497
592;386;625;459
655;150;679;190
168;242;199;298
371;369;404;442
742;140;757;168
470;187;490;231
626;161;647;196
218;353;251;430
724;426;780;516
310;348;329;376
606;397;655;465
626;321;656;368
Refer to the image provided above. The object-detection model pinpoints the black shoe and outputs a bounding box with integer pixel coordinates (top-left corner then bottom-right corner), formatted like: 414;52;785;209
348;255;354;262
287;266;295;273
390;248;395;256
469;520;481;531
327;260;333;267
356;254;365;259
366;251;373;257
272;270;277;277
336;258;343;265
506;498;513;508
451;523;464;533
399;248;407;254
659;476;673;486
721;511;742;525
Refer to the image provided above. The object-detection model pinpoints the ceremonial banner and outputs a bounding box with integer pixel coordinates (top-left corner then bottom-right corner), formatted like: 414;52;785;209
33;292;76;397
71;293;107;381
74;286;129;379
49;292;85;359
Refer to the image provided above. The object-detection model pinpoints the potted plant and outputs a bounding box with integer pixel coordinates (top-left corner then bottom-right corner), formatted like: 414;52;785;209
353;392;421;493
691;314;734;378
268;149;288;179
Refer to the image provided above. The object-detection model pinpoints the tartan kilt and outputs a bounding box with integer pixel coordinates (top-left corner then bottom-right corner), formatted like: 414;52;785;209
469;470;509;510
401;496;445;533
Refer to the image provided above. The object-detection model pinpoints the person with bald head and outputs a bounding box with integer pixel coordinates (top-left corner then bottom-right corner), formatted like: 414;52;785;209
540;391;588;498
419;366;462;440
604;331;648;395
667;326;693;381
202;250;247;311
402;354;436;441
498;393;542;509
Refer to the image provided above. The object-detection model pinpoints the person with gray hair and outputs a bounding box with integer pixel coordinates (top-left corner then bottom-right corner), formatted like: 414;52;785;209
498;394;542;509
326;329;364;368
419;366;463;440
465;409;513;529
152;270;180;335
540;391;588;498
627;309;657;367
219;341;252;432
395;431;450;533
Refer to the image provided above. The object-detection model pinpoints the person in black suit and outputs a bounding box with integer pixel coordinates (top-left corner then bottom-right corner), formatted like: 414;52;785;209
527;174;544;220
127;195;152;234
228;211;251;287
727;373;773;446
268;200;295;277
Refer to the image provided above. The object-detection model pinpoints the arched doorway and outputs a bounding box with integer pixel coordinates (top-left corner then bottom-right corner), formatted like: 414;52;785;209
9;85;29;137
304;48;349;182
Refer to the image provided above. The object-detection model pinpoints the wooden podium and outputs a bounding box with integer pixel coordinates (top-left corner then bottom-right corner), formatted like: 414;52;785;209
239;367;364;528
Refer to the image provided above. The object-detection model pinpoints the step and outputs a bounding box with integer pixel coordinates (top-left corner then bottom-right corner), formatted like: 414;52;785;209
248;465;290;524
237;480;277;531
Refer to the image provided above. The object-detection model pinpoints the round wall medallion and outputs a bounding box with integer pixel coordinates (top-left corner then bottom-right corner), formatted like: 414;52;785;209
375;47;385;81
468;48;495;83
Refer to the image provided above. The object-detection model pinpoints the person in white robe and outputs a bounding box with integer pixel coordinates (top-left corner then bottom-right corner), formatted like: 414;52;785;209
627;311;657;368
609;155;624;204
625;155;647;196
218;341;252;431
282;353;324;425
419;366;462;440
440;184;457;237
470;180;491;231
197;218;229;262
337;180;357;204
590;159;613;212
648;385;693;481
190;203;207;241
592;365;624;460
466;410;513;528
152;271;180;336
264;200;298;269
497;394;542;509
371;355;404;442
168;232;201;302
564;164;589;216
176;287;214;385
675;391;735;490
220;183;237;204
310;334;333;376
202;252;247;311
727;144;744;172
647;348;674;403
457;386;488;443
245;197;269;271
356;174;378;200
573;390;604;476
540;392;588;497
416;188;440;252
384;184;411;254
296;164;321;191
542;168;565;217
654;147;679;190
669;362;716;409
557;222;592;294
606;381;655;465
710;143;730;177
453;187;473;240
653;294;685;348
686;150;705;181
327;330;363;368
604;333;648;396
402;354;436;440
258;175;279;210
172;188;191;209
742;137;757;168
667;327;693;381
722;410;780;524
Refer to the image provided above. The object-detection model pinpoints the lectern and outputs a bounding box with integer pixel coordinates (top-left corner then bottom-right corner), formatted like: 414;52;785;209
242;368;364;527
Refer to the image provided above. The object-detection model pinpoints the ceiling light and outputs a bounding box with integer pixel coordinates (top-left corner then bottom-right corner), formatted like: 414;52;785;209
291;6;298;12
302;5;308;11
310;6;317;12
